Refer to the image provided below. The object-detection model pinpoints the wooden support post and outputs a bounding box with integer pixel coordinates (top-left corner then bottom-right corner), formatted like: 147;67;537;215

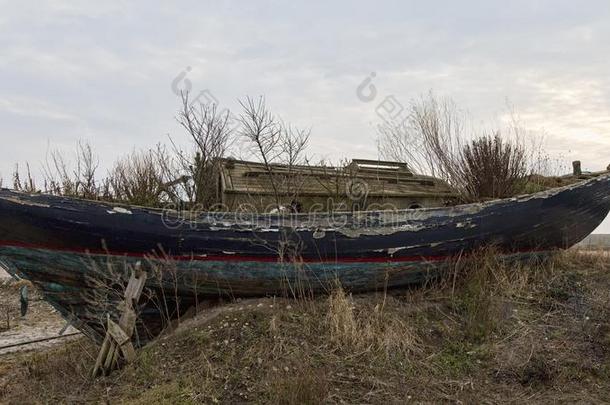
91;262;147;378
573;160;582;176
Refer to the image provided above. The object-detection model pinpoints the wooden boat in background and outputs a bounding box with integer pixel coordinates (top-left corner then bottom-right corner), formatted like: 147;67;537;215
0;172;609;344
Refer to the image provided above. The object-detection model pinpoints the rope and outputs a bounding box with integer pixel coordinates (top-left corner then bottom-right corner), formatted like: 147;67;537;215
0;332;81;352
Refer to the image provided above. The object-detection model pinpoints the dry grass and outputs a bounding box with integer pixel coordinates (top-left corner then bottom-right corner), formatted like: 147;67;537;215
1;249;610;403
327;286;421;358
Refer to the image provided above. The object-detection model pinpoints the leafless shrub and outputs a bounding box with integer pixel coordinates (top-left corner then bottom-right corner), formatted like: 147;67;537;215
106;145;179;207
172;91;233;208
378;93;551;200
461;133;528;199
43;141;100;199
378;93;464;180
12;163;37;193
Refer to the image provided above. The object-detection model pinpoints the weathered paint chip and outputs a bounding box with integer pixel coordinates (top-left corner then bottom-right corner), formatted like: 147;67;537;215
107;207;133;215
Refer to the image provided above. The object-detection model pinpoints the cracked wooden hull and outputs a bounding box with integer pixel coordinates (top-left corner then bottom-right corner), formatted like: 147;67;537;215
0;245;445;343
0;174;609;343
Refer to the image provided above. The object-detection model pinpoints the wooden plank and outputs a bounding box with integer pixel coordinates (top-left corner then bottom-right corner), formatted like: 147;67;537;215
108;318;137;363
119;306;137;336
91;267;147;377
103;340;118;371
120;343;136;363
91;334;111;378
350;158;411;169
107;319;130;345
123;264;146;301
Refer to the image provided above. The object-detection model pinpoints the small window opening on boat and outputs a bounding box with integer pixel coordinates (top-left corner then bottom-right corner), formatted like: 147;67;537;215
409;204;423;209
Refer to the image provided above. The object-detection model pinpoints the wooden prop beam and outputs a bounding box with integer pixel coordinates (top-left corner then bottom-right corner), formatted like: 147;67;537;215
91;263;146;378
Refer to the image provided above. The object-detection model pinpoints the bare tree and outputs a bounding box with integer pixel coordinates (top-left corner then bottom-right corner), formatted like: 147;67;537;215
278;122;311;200
172;91;233;208
238;96;283;209
279;122;311;167
238;96;310;210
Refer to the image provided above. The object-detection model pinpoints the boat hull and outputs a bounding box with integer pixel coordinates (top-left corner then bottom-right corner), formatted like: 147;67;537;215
0;244;448;342
0;174;609;343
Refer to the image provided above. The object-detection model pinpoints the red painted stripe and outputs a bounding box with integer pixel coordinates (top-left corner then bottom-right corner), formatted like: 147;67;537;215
0;239;450;264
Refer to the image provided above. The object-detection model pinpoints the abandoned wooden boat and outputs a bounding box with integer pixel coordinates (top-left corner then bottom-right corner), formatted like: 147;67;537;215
0;172;609;344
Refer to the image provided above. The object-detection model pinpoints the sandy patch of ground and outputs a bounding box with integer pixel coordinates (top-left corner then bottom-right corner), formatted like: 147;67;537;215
0;267;11;280
0;277;79;356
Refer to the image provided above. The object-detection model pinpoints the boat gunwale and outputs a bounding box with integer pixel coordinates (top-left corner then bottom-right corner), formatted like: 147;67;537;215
1;171;609;221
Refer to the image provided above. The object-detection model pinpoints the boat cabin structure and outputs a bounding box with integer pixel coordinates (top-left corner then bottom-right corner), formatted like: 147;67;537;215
217;158;459;212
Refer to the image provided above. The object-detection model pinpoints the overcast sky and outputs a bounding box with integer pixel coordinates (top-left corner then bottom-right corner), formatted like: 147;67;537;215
1;1;609;231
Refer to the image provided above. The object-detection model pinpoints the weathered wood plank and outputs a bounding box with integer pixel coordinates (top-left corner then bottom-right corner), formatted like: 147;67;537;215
91;334;111;378
91;268;147;377
124;265;146;302
107;319;130;345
